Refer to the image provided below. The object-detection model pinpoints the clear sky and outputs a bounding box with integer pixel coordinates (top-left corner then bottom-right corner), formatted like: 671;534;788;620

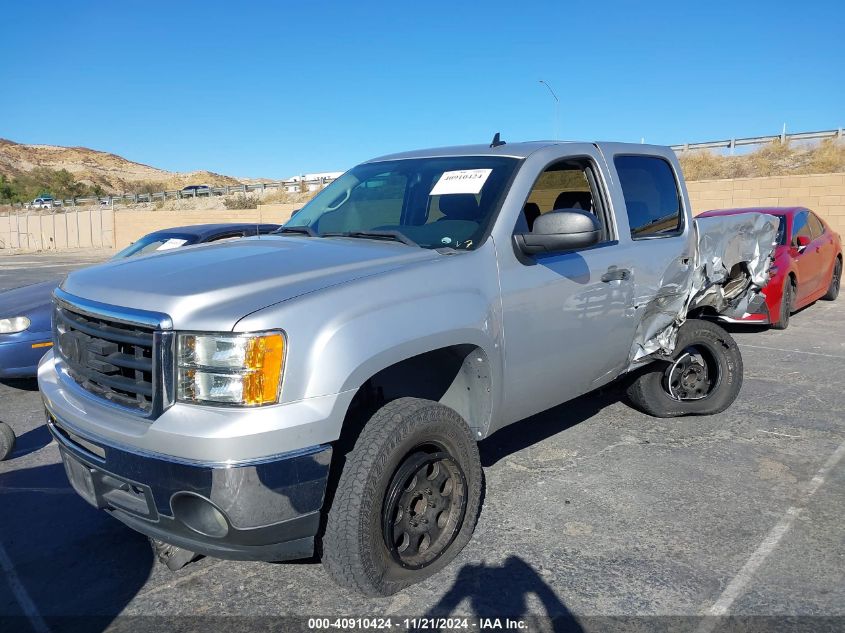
2;0;843;178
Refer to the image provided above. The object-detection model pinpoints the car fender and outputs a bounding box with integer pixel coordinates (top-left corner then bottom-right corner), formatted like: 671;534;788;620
233;243;505;430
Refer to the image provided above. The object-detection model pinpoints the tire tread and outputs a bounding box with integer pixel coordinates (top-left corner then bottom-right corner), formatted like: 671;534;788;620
322;398;480;596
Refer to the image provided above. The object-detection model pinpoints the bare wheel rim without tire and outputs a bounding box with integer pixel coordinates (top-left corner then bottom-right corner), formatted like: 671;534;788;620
663;345;722;401
382;448;467;570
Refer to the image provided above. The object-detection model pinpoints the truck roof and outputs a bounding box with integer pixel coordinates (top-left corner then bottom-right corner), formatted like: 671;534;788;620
367;140;669;162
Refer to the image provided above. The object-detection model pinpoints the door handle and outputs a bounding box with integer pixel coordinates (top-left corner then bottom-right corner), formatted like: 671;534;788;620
602;267;631;282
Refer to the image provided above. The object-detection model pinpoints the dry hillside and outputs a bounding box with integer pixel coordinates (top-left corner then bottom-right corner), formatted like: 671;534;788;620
678;139;845;181
0;138;241;194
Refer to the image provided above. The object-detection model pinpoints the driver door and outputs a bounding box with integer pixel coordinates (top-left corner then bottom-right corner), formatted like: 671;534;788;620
498;154;638;423
791;210;823;302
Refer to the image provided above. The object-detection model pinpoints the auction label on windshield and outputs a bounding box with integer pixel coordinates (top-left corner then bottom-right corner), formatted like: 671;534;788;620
430;169;492;196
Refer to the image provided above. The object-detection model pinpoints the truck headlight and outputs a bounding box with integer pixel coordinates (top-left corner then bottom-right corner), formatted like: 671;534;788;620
0;316;31;334
176;331;285;406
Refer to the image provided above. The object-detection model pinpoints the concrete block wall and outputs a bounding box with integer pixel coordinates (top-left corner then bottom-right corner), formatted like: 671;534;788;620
0;207;114;251
112;203;299;250
3;176;843;253
687;173;845;235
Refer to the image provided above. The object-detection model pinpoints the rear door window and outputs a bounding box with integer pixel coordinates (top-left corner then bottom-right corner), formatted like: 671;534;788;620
808;212;825;239
614;155;683;239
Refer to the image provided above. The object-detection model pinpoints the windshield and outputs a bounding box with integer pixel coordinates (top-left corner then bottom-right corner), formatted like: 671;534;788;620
112;233;198;259
283;156;519;249
775;215;787;245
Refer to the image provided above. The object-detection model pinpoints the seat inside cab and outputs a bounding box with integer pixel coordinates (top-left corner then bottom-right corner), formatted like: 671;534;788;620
522;164;595;230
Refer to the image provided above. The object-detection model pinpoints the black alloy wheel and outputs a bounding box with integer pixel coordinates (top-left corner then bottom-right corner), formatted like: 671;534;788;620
382;449;467;570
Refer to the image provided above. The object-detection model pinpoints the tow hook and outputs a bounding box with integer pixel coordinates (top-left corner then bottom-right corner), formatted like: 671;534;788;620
150;538;200;571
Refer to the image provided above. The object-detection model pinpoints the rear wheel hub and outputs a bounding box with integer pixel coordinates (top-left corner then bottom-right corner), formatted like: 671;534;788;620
665;347;718;401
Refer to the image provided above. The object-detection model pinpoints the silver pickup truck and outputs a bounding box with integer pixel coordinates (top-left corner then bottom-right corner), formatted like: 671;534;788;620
38;139;776;596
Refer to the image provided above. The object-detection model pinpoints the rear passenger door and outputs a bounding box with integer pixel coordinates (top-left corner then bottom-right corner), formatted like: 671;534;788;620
807;211;834;296
602;150;696;357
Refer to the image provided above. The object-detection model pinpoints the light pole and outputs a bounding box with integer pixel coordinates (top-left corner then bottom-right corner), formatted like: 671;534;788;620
538;79;559;140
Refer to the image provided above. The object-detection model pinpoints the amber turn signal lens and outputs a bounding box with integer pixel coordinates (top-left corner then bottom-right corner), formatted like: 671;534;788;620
242;333;285;405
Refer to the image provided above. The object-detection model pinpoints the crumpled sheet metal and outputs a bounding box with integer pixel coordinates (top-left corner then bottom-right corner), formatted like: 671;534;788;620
628;212;779;364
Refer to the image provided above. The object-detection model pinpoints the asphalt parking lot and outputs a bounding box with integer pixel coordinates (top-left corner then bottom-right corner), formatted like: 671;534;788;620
0;251;843;632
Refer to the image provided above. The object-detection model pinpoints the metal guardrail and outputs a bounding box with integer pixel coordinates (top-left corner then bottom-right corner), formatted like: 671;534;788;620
15;176;334;209
671;128;843;152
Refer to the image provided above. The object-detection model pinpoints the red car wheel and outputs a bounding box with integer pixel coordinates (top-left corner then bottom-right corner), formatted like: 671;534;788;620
823;258;841;301
773;278;794;330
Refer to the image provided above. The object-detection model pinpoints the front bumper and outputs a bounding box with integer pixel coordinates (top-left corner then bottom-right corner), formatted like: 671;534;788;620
47;410;332;562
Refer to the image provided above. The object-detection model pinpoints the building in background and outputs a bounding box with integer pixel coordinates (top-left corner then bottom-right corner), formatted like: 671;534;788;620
284;172;344;193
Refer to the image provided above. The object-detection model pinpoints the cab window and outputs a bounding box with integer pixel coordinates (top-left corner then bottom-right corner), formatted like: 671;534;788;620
519;158;611;244
614;155;683;239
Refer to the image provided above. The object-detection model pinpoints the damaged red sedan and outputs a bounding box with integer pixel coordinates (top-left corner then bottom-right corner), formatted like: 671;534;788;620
698;207;842;329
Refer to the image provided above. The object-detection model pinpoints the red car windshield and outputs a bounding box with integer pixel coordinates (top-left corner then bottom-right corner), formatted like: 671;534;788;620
775;216;787;245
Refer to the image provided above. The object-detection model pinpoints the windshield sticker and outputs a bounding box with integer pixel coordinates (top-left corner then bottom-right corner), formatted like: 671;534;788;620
156;238;188;251
430;169;492;196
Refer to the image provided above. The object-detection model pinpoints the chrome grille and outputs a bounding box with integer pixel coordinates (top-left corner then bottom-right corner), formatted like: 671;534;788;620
54;301;159;414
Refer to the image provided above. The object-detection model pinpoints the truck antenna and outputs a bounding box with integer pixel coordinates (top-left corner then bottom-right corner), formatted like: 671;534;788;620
490;132;506;148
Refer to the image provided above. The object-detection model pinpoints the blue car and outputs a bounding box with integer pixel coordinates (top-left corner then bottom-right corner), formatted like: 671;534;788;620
0;223;279;379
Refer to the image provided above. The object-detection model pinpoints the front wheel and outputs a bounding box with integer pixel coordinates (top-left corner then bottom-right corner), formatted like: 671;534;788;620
772;278;794;330
626;319;743;418
321;398;482;596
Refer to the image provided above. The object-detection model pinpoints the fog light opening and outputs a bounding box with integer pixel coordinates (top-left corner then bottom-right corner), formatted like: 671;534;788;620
171;493;229;539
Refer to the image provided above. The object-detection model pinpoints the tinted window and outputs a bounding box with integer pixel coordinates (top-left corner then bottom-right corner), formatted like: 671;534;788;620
808;212;825;239
112;233;198;259
614;156;683;238
792;211;813;245
775;216;787;245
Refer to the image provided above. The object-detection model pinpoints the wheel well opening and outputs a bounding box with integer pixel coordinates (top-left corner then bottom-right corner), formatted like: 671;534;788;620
317;345;493;552
342;345;492;445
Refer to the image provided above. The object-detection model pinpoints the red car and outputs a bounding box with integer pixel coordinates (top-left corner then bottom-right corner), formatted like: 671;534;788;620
697;207;842;329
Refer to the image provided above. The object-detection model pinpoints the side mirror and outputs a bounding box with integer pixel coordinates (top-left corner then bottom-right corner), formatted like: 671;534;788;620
514;209;601;255
795;235;811;250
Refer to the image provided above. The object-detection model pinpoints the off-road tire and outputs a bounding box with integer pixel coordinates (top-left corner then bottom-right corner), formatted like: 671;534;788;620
0;422;15;461
772;278;795;330
626;319;743;418
321;397;482;596
823;258;841;301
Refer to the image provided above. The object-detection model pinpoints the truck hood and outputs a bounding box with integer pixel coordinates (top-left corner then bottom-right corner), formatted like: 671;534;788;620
61;235;441;330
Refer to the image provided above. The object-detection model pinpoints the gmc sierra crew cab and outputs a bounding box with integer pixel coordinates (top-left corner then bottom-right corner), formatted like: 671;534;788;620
38;138;776;596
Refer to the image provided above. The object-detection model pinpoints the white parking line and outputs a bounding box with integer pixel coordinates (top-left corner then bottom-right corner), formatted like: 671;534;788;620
695;438;845;633
0;538;51;633
739;343;845;359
